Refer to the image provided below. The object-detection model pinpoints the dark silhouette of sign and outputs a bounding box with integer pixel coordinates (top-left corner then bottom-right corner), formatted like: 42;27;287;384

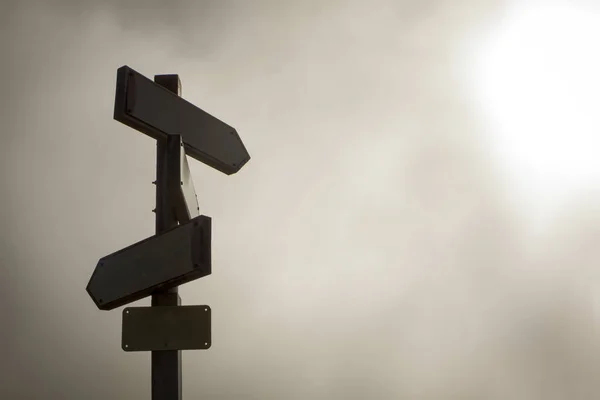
122;305;212;351
86;215;211;311
114;65;250;175
85;67;250;400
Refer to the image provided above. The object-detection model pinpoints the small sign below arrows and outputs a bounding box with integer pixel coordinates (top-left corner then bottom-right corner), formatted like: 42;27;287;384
122;305;212;352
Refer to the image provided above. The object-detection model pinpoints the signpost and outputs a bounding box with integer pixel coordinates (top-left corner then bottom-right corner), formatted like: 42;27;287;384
86;66;250;400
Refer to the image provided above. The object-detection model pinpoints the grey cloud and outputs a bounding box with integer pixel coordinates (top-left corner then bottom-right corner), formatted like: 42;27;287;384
1;0;598;399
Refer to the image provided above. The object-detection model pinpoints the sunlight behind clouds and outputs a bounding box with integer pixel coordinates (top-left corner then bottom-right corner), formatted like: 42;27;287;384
3;1;600;398
469;0;600;227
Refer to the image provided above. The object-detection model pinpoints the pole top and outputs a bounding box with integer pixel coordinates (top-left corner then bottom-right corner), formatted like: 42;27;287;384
154;74;182;96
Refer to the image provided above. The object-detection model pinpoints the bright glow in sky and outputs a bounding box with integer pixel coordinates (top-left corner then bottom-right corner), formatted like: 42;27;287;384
4;2;600;398
472;0;600;225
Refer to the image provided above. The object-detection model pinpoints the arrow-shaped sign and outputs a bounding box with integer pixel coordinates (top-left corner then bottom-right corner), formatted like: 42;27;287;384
114;65;250;175
86;215;211;310
165;135;200;224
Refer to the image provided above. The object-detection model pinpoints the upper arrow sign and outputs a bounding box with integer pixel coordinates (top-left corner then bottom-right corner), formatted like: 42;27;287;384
114;66;250;175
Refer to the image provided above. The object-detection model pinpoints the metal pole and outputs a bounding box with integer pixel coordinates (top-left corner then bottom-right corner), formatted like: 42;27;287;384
152;74;183;400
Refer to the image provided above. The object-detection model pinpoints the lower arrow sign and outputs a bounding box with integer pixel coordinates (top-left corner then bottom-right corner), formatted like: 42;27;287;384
86;215;211;310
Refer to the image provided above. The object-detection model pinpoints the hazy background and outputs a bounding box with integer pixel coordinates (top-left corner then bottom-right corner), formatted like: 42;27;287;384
1;0;599;398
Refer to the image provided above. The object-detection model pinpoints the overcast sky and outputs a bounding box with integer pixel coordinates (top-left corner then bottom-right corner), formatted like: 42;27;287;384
1;0;599;399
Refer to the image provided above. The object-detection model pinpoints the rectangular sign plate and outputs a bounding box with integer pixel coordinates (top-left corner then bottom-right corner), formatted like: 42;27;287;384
114;65;250;175
122;305;212;351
